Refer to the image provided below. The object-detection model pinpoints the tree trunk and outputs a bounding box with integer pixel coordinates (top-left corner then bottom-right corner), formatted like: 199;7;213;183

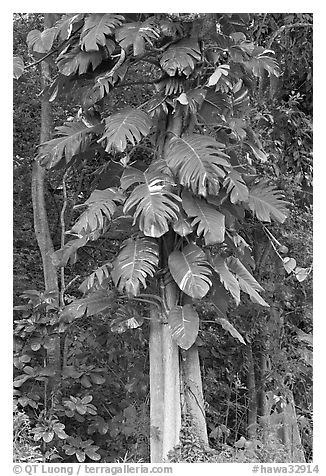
149;109;183;462
181;345;208;446
246;342;258;439
31;13;61;384
278;392;306;462
149;308;164;462
149;267;181;462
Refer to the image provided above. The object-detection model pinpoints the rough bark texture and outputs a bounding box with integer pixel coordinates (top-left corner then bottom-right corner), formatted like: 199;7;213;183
31;13;61;382
181;345;208;446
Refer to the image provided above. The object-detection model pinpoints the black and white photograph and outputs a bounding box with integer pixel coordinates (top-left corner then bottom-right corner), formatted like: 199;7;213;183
12;10;314;471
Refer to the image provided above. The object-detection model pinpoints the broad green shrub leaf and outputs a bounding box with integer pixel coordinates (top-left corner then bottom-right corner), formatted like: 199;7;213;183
223;170;249;203
166;134;230;197
226;256;269;307
212;255;240;305
13;56;24;79
168;304;199;350
80;14;124;51
182;189;225;245
111;237;159;296
122;166;180;238
27;27;57;53
116;18;159;56
248;182;288;223
160;38;201;77
99;108;152;152
71;187;125;235
57;47;102;76
217;317;246;345
38;122;99;169
168;243;212;299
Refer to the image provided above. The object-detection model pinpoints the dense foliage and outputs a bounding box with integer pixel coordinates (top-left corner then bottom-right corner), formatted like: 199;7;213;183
13;13;312;463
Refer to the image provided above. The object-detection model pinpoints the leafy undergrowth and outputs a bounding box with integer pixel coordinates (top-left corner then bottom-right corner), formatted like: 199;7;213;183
168;417;292;463
13;407;43;463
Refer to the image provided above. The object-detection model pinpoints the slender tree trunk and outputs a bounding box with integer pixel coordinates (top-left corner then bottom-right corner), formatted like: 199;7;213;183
149;309;164;462
282;392;306;462
149;109;183;462
181;345;208;446
31;13;61;384
246;342;258;439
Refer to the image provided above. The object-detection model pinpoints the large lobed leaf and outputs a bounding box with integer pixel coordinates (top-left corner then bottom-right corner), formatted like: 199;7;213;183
168;304;199;350
57;46;103;76
71;187;125;236
80;14;124;51
223;170;249;203
79;262;112;294
111;237;159;296
160;38;201;77
38;122;99;169
212;255;240;305
122;166;181;238
182;190;225;245
248;182;288;223
60;289;115;323
99;108;152;152
226;256;269;307
168;243;212;299
166;134;230;197
115;18;159;56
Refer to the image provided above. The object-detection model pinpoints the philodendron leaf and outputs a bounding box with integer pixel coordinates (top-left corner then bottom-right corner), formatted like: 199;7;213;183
226;256;269;307
182;189;225;245
216;318;246;345
212;255;240;305
111;237;159;296
248;182;288;223
168;304;199;350
168;243;212;299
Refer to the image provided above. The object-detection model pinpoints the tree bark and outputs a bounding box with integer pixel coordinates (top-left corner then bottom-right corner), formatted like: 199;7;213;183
31;13;61;384
149;308;164;462
246;342;258;439
181;344;208;446
278;392;306;462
